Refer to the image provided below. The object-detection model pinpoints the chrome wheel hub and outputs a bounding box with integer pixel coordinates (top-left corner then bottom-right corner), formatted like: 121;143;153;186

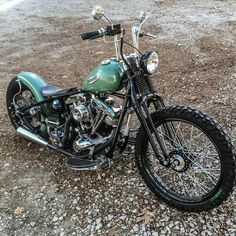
169;150;189;172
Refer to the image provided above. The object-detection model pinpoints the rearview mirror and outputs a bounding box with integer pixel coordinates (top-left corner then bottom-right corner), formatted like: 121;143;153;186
139;10;147;23
92;5;104;20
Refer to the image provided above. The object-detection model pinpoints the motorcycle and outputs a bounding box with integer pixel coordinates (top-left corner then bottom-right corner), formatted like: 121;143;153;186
6;6;235;212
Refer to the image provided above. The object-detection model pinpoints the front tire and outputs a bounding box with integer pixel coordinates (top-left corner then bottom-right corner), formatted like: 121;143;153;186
135;106;235;212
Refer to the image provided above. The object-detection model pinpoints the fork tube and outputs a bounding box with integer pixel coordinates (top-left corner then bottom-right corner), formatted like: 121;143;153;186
114;34;119;60
132;26;138;56
153;99;183;147
142;104;168;158
130;81;168;164
154;100;183;145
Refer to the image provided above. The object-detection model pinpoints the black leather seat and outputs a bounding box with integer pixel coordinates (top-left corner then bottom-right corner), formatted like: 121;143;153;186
41;85;78;97
41;85;64;97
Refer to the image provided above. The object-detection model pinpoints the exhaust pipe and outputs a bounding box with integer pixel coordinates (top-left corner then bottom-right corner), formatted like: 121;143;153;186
17;127;48;146
16;127;115;159
16;127;76;157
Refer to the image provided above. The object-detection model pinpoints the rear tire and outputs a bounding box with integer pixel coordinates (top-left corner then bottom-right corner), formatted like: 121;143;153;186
6;77;40;131
6;77;21;129
135;106;235;212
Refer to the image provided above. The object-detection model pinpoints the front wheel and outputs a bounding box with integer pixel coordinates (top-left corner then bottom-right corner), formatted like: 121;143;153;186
135;106;235;212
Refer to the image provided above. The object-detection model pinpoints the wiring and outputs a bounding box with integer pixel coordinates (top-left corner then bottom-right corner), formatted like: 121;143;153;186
123;40;143;55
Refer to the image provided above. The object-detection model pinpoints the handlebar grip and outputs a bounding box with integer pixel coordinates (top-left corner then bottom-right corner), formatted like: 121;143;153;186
81;28;106;40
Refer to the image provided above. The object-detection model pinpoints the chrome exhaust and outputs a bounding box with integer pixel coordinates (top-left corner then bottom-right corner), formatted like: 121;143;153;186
17;127;48;146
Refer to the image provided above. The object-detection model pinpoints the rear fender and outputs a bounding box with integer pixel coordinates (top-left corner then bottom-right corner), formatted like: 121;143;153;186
16;71;51;135
16;71;47;102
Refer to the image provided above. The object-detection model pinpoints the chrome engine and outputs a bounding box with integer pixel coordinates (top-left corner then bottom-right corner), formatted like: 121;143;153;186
45;118;65;146
67;93;120;155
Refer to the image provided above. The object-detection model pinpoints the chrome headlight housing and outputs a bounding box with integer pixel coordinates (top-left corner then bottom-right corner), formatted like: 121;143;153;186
140;51;159;74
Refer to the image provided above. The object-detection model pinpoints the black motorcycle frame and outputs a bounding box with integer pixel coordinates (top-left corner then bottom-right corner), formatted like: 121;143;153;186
16;35;171;166
18;77;170;167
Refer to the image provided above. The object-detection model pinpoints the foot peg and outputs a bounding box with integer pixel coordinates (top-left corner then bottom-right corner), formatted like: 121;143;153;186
67;158;106;170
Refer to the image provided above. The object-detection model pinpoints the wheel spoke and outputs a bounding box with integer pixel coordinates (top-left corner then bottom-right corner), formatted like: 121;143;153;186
189;125;194;150
183;172;211;194
177;174;190;196
146;119;222;200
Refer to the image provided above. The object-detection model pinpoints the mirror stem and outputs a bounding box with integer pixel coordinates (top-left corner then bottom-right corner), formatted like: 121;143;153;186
103;13;113;26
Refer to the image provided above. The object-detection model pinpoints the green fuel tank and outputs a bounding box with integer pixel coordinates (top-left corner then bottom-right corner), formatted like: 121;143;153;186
82;59;124;93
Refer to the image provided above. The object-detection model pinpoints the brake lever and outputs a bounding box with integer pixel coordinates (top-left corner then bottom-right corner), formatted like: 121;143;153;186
145;32;157;39
139;31;156;39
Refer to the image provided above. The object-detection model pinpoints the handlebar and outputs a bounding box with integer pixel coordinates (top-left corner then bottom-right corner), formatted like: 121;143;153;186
81;28;106;40
81;24;121;40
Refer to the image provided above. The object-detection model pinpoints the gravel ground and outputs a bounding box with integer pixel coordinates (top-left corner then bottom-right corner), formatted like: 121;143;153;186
0;0;235;235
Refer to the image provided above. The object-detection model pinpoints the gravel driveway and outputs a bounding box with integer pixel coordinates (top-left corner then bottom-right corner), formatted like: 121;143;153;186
0;0;235;235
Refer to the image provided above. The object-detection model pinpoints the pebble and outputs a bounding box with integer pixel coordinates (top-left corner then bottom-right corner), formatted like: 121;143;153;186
52;216;58;222
96;218;102;225
107;214;113;221
96;223;102;230
133;225;139;232
72;198;79;205
30;222;36;227
152;232;159;236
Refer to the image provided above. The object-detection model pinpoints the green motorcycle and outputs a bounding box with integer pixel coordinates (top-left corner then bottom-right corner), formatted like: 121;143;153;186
6;6;235;212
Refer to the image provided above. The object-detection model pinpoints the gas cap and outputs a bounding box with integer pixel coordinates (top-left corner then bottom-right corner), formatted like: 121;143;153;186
101;59;111;65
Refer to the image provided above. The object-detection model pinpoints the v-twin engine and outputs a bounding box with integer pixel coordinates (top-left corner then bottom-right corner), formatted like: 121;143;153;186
73;133;112;158
67;93;120;156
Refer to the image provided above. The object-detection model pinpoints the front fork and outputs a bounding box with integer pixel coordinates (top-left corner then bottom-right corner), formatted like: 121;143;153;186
131;90;170;166
136;92;185;167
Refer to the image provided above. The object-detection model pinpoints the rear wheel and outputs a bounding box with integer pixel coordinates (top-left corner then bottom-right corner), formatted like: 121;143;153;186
135;106;235;212
6;77;41;130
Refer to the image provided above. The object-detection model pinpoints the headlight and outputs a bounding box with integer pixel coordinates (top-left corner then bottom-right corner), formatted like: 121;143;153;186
140;51;159;74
